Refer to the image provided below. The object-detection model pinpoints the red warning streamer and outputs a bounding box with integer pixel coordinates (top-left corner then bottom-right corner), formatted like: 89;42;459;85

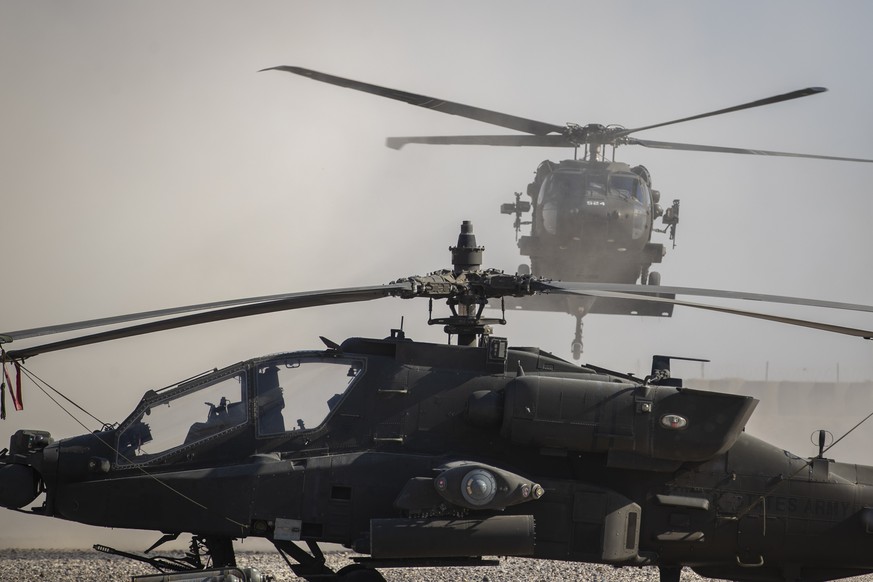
13;361;22;411
2;359;21;412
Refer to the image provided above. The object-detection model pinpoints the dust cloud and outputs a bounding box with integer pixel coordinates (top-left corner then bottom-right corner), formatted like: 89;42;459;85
1;1;872;549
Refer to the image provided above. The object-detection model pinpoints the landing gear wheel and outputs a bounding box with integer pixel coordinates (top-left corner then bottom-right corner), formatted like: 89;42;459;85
203;536;236;568
336;564;386;582
659;565;682;582
647;271;661;286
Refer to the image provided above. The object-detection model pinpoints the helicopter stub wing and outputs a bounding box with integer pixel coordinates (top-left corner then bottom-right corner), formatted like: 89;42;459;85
549;281;873;314
542;283;873;340
498;293;675;318
494;277;873;332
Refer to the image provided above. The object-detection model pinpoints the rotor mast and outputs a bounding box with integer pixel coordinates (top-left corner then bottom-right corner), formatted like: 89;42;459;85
398;221;520;347
444;221;492;346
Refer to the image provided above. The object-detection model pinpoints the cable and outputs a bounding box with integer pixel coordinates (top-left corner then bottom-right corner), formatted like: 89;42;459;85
822;410;873;457
14;361;249;532
17;363;106;428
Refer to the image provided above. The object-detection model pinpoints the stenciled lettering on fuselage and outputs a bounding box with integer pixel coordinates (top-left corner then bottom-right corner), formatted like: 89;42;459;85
672;488;854;521
763;495;852;520
723;494;853;521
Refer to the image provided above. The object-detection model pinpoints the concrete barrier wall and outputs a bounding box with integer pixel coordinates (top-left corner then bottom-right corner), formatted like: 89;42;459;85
686;379;873;465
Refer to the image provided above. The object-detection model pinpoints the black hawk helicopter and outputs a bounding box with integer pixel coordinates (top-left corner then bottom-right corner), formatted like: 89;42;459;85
2;222;873;582
264;66;873;359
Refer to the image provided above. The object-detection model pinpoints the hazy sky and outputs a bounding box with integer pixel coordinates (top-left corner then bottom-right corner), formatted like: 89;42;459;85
1;0;872;548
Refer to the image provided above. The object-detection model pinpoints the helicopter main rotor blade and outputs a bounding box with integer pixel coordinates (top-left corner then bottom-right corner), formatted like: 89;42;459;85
386;134;575;150
263;66;564;136
549;287;873;340
624;137;873;163
614;87;827;138
4;284;408;360
1;288;405;344
546;281;873;314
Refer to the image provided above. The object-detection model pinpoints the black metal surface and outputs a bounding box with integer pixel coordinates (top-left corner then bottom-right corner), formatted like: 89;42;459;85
613;87;827;137
264;66;563;135
386;134;574;150
4;285;406;359
1;286;405;344
626;137;873;163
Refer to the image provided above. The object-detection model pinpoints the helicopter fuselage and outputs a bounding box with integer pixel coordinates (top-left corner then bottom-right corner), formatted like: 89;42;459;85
4;334;873;582
519;159;667;284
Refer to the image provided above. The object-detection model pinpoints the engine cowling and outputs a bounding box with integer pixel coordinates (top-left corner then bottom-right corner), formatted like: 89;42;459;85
468;376;757;462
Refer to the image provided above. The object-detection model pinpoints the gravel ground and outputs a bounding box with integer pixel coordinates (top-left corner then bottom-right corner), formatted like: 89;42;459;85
4;550;873;582
0;550;686;582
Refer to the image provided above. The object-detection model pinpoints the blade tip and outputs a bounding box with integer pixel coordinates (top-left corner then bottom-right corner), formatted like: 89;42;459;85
385;138;405;150
259;65;303;75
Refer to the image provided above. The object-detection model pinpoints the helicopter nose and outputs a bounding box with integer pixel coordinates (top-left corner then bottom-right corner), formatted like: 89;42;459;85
0;463;41;509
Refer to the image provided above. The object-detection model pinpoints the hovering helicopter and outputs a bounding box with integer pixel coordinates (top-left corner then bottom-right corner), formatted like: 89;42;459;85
264;66;873;359
2;222;873;582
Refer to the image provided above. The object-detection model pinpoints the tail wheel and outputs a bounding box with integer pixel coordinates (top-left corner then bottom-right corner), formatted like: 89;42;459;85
647;271;661;286
571;340;583;360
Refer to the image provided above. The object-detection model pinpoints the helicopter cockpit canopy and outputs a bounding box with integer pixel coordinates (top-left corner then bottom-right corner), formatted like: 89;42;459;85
609;173;652;207
116;370;248;465
114;354;365;466
255;355;364;436
538;168;651;242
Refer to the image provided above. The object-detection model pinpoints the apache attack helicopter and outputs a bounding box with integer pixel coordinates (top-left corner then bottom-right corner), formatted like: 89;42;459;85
2;222;873;582
264;66;873;359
